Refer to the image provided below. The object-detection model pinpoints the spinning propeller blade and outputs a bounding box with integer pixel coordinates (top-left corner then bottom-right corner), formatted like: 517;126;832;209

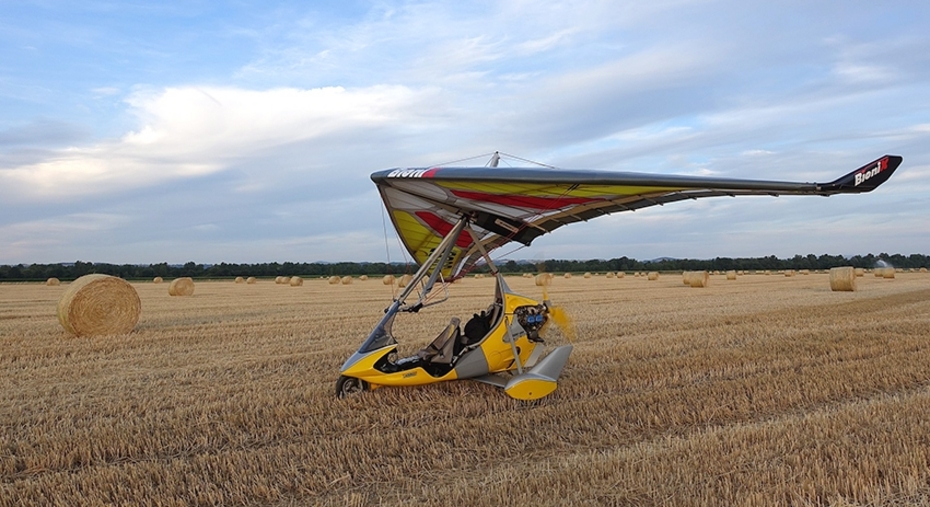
547;305;577;343
541;284;577;343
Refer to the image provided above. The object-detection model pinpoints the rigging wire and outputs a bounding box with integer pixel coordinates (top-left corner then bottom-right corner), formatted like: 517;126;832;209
380;200;392;266
380;200;398;299
381;194;415;299
497;151;558;169
433;152;499;167
432;151;557;169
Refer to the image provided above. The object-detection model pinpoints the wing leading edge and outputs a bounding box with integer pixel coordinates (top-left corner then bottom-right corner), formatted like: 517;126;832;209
372;155;902;278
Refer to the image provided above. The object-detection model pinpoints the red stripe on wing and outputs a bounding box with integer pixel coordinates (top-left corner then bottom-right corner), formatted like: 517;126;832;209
450;189;596;210
414;211;473;248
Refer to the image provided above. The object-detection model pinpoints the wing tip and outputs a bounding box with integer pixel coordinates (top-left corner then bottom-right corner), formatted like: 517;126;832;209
822;154;902;193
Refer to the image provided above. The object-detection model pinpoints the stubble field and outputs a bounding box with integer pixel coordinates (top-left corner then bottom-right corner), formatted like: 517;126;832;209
2;271;930;506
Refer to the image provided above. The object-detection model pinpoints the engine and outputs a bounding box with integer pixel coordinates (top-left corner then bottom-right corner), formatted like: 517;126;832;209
514;304;548;342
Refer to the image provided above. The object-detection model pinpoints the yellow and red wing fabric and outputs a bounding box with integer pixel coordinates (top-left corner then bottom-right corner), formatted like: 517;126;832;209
372;155;901;278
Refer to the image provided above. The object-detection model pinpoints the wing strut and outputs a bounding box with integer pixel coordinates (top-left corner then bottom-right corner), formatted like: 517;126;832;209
465;223;499;276
398;215;468;312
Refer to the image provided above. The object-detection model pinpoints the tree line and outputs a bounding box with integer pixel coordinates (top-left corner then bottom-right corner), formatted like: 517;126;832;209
531;253;929;274
1;253;927;281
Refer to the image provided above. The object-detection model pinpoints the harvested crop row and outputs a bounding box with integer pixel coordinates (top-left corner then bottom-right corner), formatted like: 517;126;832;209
2;274;929;506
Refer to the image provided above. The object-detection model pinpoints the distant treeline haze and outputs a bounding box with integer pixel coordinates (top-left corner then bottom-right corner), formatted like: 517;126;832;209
1;253;927;281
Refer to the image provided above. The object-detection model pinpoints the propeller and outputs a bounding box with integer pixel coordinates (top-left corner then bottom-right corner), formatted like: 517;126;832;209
540;278;577;344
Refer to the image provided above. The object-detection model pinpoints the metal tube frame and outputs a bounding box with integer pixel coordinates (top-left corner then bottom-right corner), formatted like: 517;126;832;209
396;215;469;311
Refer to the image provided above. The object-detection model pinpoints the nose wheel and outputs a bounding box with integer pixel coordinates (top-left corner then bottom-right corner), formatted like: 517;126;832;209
335;375;370;398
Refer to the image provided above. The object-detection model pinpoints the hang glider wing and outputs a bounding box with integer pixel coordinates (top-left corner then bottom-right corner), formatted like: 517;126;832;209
372;155;902;278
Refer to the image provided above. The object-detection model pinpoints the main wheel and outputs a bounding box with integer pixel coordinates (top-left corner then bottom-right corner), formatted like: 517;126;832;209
335;375;369;398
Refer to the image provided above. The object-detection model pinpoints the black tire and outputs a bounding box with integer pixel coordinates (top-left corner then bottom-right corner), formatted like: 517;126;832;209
335;375;369;398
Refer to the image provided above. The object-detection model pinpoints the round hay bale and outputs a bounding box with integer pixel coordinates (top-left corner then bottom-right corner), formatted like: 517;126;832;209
874;269;885;278
682;271;692;285
647;271;659;281
785;270;795;277
688;270;709;288
920;267;928;273
534;273;552;287
153;277;163;284
46;277;61;286
168;277;195;296
606;272;616;278
246;277;257;284
829;266;857;292
359;275;368;281
564;273;572;279
854;268;864;277
340;276;352;285
800;269;811;275
883;268;895;279
328;276;340;285
616;272;625;279
234;276;244;284
290;276;304;286
382;275;396;285
399;274;413;288
57;274;141;337
726;270;737;280
583;272;592;279
274;276;284;284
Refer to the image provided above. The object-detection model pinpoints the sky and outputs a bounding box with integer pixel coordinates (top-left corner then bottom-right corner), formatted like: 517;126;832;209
1;1;928;265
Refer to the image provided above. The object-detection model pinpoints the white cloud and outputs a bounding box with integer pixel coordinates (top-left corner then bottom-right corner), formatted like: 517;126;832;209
0;213;132;262
0;84;433;202
91;87;122;97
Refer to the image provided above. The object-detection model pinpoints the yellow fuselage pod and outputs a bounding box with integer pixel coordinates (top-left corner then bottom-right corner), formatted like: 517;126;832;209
342;345;456;389
340;289;543;390
339;345;459;389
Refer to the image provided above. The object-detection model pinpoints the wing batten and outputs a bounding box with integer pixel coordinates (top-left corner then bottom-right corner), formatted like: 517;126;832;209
374;155;901;277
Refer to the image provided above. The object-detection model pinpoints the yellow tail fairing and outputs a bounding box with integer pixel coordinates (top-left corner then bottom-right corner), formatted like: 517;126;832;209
504;377;558;400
